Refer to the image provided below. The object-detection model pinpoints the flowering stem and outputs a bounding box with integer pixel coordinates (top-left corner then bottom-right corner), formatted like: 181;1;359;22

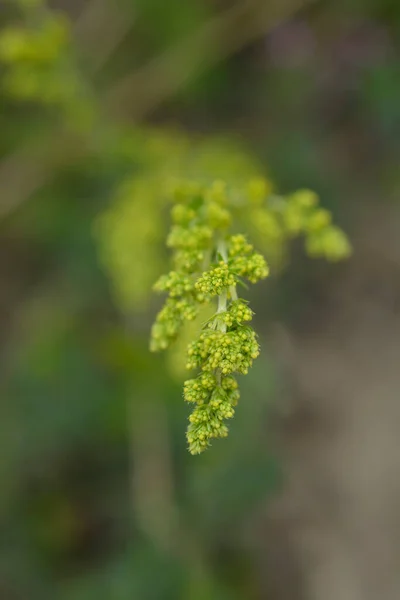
150;174;350;454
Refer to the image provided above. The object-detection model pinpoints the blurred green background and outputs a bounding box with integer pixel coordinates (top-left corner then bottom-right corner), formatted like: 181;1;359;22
0;0;399;598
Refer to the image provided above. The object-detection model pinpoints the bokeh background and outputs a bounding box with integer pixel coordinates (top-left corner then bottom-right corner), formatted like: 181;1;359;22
1;0;400;599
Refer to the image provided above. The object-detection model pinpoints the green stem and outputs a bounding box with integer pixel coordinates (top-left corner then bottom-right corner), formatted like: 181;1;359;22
215;240;229;386
217;289;227;314
216;239;228;324
217;239;229;262
229;285;238;301
217;239;238;302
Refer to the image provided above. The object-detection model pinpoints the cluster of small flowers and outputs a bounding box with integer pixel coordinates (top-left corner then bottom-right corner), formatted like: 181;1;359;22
195;262;236;297
167;225;212;253
181;292;261;451
153;271;194;297
228;234;253;256
230;253;269;283
227;234;270;283
182;267;265;453
247;188;352;265
150;297;198;351
219;299;253;327
281;190;352;261
150;180;273;453
173;249;205;273
168;181;211;278
204;180;228;205
305;225;352;261
186;327;259;375
247;177;274;206
185;379;240;454
183;373;218;404
171;204;197;226
204;201;232;229
280;190;328;236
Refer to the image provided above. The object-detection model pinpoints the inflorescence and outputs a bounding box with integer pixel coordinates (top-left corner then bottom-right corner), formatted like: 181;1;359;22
150;177;351;455
150;180;270;454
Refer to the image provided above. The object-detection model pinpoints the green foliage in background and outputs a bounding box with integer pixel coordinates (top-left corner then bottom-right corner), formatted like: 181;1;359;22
0;0;397;597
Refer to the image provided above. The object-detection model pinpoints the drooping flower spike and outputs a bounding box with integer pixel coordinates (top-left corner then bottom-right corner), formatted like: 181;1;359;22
150;179;351;454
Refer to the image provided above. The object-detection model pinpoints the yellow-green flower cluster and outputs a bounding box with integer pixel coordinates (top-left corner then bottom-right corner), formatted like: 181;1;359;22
228;234;253;256
280;190;352;260
228;234;270;283
219;299;253;327
245;185;352;265
182;298;262;453
148;169;350;455
184;373;218;404
305;224;352;261
150;178;270;454
204;202;232;229
167;225;212;253
195;262;236;297
186;327;259;375
153;271;194;298
150;297;198;352
185;379;240;455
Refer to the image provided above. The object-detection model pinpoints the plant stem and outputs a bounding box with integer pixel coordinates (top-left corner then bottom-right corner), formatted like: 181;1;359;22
217;239;239;303
229;285;238;301
217;289;227;314
217;239;229;262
